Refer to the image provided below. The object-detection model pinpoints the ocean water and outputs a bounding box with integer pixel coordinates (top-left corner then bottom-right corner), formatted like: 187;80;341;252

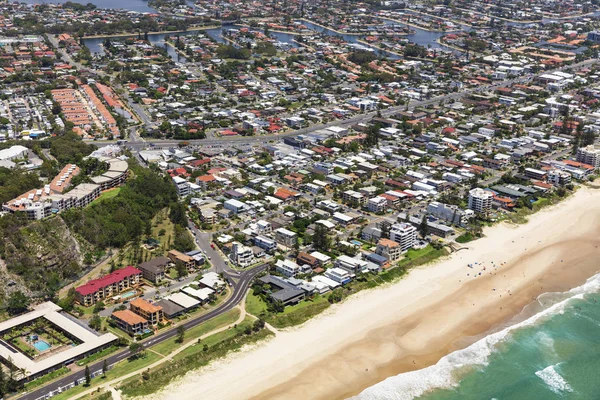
354;273;600;400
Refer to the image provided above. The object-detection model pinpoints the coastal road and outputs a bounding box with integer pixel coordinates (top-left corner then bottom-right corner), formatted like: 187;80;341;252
19;264;268;400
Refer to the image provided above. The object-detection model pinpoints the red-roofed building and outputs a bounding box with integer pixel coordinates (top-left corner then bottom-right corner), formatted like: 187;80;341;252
188;158;211;169
75;266;142;306
168;167;189;178
274;187;300;201
195;174;216;189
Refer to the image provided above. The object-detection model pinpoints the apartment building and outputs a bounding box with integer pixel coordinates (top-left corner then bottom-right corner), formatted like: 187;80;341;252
375;238;403;261
275;227;297;247
335;255;367;274
389;223;417;252
231;242;254;267
342;190;366;206
324;267;352;284
138;256;169;284
254;235;277;252
547;169;572;186
172;176;191;197
468;188;493;216
111;310;149;336
427;201;473;226
367;196;388;213
275;259;310;277
168;250;196;270
576;145;600;168
130;298;163;326
75;266;142;306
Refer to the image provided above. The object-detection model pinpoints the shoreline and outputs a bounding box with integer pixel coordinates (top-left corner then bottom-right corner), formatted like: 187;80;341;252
146;184;600;400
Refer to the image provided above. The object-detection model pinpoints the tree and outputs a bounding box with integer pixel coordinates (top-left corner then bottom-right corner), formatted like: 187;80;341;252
419;215;429;238
328;288;343;303
89;314;102;331
102;359;108;378
169;202;188;227
84;365;91;386
7;291;30;316
0;365;6;397
176;325;186;343
175;261;188;278
93;301;105;314
380;222;390;240
129;342;144;359
173;225;195;252
252;318;265;332
312;224;330;252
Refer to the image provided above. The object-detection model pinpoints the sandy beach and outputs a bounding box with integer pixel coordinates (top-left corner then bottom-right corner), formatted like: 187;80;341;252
145;185;600;400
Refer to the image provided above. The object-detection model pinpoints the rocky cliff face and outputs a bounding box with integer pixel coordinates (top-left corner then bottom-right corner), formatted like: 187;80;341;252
2;216;86;299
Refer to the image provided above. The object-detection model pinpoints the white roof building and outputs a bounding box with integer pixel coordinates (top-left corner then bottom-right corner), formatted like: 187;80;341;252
165;292;201;309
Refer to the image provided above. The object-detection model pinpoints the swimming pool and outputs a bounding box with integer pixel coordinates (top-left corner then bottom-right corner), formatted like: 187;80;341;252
33;340;51;352
120;290;137;300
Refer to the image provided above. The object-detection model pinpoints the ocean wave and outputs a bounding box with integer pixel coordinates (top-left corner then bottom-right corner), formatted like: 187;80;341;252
535;364;572;394
351;273;600;400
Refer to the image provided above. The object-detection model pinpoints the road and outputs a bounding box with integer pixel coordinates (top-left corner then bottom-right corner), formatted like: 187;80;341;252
19;263;268;400
94;57;599;154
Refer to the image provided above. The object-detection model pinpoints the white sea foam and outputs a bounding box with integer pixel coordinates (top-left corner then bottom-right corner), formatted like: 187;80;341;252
535;364;572;393
351;273;600;400
536;331;557;358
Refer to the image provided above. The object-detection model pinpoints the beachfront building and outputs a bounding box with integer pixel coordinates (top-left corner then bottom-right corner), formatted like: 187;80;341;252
576;145;600;169
427;201;474;226
75;266;142;306
111;310;149;336
389;223;417;252
468;188;493;216
129;298;163;326
335;255;367;274
375;238;403;262
324;267;353;284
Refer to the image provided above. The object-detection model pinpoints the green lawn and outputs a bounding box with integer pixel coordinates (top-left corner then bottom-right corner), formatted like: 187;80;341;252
94;187;121;203
150;308;240;356
245;293;331;329
398;245;448;268
245;291;268;316
455;232;475;243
